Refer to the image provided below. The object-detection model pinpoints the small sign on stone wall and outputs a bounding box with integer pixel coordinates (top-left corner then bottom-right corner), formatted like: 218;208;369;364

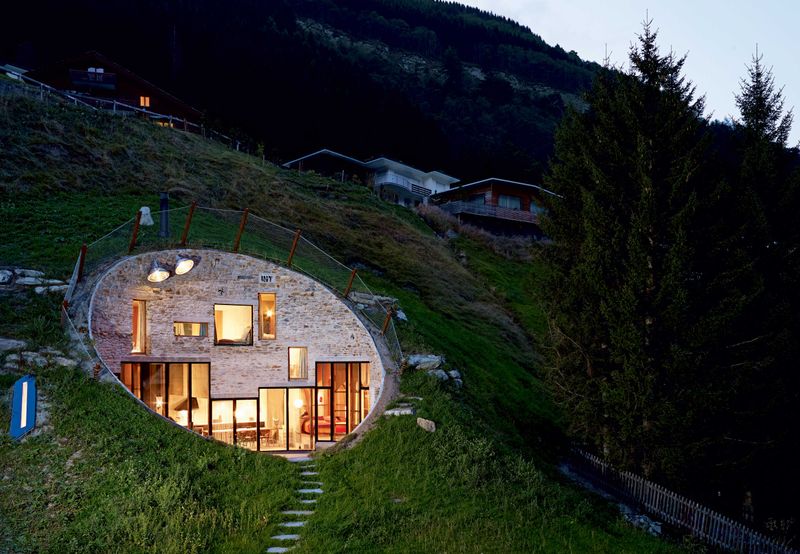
259;273;277;285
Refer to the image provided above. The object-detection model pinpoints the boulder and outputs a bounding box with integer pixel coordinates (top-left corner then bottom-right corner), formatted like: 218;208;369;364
35;285;69;295
52;356;78;369
427;369;449;382
16;277;63;286
452;378;463;389
14;269;45;278
0;338;27;352
21;352;48;367
0;270;13;284
407;354;443;371
385;406;416;416
447;369;462;380
395;309;408;322
417;418;436;433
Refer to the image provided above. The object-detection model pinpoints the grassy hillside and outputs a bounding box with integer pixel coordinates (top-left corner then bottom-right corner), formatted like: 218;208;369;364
0;89;674;552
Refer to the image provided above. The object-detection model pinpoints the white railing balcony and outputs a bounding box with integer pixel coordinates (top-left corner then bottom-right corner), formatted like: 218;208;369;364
375;174;432;197
438;201;541;224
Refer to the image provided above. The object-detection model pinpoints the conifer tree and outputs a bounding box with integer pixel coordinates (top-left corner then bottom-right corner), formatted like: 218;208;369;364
541;21;749;481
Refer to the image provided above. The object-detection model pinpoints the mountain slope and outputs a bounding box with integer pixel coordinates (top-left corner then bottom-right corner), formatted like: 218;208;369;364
1;0;600;182
0;85;673;551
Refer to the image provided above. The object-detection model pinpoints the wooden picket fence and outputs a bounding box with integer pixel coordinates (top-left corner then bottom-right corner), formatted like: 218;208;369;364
571;450;797;553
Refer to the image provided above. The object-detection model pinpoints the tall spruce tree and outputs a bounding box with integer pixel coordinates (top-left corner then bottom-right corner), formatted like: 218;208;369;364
728;51;800;521
541;22;755;484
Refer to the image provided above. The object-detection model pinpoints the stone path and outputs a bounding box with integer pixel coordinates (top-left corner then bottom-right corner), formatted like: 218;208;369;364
266;458;323;552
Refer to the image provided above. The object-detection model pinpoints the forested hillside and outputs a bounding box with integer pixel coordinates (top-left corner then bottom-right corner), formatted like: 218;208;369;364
1;0;600;182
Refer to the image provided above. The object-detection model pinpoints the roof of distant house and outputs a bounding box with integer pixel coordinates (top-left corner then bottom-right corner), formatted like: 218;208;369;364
433;177;560;198
282;148;367;168
283;148;459;184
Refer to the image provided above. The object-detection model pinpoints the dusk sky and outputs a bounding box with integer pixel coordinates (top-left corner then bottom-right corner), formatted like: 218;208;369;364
460;0;799;144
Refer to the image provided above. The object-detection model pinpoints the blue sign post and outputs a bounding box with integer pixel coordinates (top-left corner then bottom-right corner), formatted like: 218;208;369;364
9;375;36;440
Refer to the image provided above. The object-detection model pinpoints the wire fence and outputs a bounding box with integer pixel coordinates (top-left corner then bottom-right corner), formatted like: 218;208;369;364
64;203;403;365
570;450;798;554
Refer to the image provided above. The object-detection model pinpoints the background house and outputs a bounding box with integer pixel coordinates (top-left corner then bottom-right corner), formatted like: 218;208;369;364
27;50;202;122
432;177;557;237
284;149;459;207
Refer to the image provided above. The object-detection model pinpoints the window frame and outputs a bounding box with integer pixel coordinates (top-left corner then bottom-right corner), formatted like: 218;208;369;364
173;321;209;337
258;292;277;340
213;303;254;346
288;347;309;380
131;299;147;354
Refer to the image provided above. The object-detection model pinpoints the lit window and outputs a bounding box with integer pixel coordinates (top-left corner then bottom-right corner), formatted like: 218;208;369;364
173;322;209;337
498;194;521;210
139;96;150;108
289;347;308;380
132;300;146;353
259;293;276;340
214;304;253;345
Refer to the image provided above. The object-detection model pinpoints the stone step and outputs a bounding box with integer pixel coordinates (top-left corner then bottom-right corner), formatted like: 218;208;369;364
297;488;323;494
299;471;319;476
299;499;318;504
279;521;306;528
266;548;292;553
300;481;323;486
271;534;301;541
282;510;314;516
288;456;313;463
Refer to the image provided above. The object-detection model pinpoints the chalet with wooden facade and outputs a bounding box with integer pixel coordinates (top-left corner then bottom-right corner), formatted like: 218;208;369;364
431;178;557;237
283;149;459;207
28;51;201;123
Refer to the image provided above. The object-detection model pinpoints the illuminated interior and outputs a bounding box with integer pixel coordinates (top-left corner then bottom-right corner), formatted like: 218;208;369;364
289;347;308;379
214;304;253;345
131;300;146;353
173;322;208;337
315;362;370;442
259;293;276;339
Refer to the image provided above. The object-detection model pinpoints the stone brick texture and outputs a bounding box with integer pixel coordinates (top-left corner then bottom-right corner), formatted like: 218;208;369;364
90;249;383;404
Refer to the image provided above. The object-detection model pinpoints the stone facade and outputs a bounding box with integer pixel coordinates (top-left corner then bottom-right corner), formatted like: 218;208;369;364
89;249;383;407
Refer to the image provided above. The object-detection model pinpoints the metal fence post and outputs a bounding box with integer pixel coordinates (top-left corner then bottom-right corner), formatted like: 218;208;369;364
343;268;358;298
232;208;249;253
128;210;142;254
77;243;87;282
180;202;197;246
287;229;302;267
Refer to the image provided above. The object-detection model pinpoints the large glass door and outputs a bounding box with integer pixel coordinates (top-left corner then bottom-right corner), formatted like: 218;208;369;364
258;388;314;451
314;362;370;443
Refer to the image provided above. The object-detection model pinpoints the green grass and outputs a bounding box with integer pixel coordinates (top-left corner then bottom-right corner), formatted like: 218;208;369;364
296;373;674;553
0;87;677;552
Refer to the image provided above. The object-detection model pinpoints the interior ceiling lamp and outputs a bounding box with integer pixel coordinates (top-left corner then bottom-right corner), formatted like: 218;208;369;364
147;259;171;283
174;254;196;275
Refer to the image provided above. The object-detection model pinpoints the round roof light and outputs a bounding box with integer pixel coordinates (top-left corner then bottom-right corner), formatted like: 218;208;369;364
147;259;171;283
174;255;195;275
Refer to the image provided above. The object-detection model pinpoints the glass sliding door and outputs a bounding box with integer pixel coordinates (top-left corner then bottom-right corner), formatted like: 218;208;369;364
349;362;361;432
234;399;258;451
141;363;165;416
315;363;332;442
259;389;286;451
332;363;347;441
315;361;371;442
191;363;210;437
288;388;314;451
360;362;371;421
167;363;190;427
211;400;234;445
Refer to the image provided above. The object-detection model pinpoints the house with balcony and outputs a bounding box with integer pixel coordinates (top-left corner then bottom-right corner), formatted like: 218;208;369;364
283;149;459;207
431;177;558;237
